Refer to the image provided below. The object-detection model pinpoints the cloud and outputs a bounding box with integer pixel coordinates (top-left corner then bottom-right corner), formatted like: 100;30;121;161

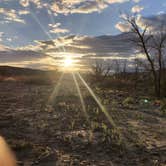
157;11;165;15
0;50;44;63
49;23;69;34
18;10;30;15
0;32;4;41
6;38;12;42
50;1;107;14
32;33;134;59
116;13;166;33
19;0;42;8
136;14;166;32
0;32;4;36
19;0;29;7
0;32;146;70
29;33;139;71
0;44;10;51
0;43;59;70
131;5;144;13
19;0;130;15
132;0;141;3
0;8;25;23
105;0;129;4
115;22;130;32
70;1;107;14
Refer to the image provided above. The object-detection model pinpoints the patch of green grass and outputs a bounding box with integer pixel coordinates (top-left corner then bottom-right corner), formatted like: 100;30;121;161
123;97;135;105
91;120;122;147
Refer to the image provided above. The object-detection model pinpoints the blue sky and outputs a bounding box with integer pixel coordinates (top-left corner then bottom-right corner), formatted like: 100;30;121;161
0;0;165;48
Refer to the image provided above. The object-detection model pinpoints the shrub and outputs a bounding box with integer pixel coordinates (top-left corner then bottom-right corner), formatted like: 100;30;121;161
122;97;135;106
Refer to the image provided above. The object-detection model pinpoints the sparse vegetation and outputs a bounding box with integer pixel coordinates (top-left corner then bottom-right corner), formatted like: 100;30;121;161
123;97;135;107
0;67;165;165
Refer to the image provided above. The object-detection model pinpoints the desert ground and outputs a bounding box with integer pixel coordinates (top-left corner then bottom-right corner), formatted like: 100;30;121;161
0;73;166;166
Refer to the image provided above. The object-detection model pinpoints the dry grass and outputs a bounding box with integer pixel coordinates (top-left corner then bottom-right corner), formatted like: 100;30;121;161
0;73;165;165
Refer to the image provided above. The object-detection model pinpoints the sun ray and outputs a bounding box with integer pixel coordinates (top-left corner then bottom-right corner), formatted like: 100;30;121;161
77;72;116;128
27;5;69;64
28;9;67;62
47;10;65;52
48;72;64;105
72;72;89;121
72;72;94;141
30;11;53;40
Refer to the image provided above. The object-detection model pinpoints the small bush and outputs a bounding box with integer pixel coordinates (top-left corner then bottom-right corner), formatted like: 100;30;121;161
123;97;135;106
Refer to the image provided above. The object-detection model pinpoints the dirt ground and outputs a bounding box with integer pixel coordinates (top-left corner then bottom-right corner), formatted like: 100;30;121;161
0;73;166;166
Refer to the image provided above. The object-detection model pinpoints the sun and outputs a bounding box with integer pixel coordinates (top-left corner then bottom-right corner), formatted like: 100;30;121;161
64;57;73;67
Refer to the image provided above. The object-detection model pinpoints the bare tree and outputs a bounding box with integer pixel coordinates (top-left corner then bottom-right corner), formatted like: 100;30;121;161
122;15;166;97
121;59;128;79
91;60;112;81
150;26;166;96
133;58;139;90
111;59;128;79
122;59;127;74
112;60;121;79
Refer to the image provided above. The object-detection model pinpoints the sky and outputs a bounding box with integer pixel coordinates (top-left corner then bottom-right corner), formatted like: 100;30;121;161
0;0;165;47
0;0;166;70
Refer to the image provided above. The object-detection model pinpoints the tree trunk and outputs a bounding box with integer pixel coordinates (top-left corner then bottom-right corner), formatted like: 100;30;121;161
157;49;162;97
140;37;160;97
152;71;160;97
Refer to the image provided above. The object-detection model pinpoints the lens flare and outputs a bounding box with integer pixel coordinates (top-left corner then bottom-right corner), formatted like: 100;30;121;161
64;57;73;67
48;73;64;104
77;72;116;128
72;72;89;121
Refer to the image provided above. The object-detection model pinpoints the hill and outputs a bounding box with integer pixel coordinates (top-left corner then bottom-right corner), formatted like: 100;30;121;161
0;66;58;84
